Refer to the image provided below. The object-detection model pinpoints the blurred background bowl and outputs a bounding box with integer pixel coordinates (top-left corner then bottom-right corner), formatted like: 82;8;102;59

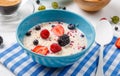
41;0;73;3
16;10;95;67
74;0;111;12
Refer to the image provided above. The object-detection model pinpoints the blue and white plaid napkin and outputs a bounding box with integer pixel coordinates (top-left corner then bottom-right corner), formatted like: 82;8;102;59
0;37;120;76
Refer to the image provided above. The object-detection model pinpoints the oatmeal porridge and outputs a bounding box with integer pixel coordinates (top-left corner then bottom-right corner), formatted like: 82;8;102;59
23;21;87;56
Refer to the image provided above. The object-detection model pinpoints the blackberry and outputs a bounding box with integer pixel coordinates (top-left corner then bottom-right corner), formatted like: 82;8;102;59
0;36;3;46
58;34;70;46
35;25;41;30
33;39;39;45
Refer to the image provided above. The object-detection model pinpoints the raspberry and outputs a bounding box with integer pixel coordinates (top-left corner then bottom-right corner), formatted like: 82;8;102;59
58;34;70;46
40;29;50;39
50;43;62;53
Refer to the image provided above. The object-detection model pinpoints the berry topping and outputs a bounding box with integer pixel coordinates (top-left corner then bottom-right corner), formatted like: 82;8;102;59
80;34;85;37
0;36;3;46
52;2;59;9
32;45;49;55
35;25;41;30
40;29;50;39
68;24;75;30
38;5;46;10
52;24;64;36
26;31;31;36
33;39;39;45
50;43;62;53
58;34;70;46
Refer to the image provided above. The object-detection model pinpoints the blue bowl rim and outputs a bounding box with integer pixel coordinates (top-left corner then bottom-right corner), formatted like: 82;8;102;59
16;9;95;58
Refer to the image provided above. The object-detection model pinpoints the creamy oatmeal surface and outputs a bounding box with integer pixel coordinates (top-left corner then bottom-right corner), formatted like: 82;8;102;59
23;21;87;56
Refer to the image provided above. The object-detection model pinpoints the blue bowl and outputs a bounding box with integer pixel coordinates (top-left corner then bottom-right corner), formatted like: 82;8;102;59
16;10;95;67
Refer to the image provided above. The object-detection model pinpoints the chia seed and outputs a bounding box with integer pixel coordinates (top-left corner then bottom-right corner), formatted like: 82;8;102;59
82;46;86;50
81;34;84;37
51;25;55;27
58;22;61;24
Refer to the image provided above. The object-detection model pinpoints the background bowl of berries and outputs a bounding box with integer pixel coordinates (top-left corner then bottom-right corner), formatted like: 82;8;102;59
74;0;111;12
16;10;95;67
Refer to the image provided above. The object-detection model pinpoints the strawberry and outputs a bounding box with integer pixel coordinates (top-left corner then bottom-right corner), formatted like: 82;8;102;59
32;45;49;55
115;38;120;49
40;29;50;39
52;24;64;36
50;43;62;53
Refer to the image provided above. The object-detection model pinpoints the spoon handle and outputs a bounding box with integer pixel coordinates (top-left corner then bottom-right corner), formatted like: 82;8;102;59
96;46;104;76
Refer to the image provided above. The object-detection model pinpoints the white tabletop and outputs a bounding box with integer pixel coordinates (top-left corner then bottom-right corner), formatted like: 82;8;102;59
0;0;120;76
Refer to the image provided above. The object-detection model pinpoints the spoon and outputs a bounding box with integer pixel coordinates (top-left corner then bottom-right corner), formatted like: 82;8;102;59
95;18;113;76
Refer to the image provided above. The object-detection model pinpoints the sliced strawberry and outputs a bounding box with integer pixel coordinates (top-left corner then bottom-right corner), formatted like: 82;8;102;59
50;43;62;53
40;29;50;39
52;24;64;36
32;45;49;55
